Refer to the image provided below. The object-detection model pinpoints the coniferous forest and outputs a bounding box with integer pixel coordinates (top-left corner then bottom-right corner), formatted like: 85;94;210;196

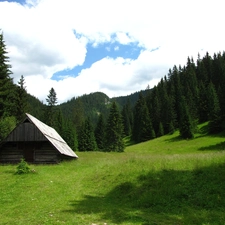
1;30;225;152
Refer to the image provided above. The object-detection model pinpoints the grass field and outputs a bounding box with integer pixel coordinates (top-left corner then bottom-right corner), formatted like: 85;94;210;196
1;124;225;225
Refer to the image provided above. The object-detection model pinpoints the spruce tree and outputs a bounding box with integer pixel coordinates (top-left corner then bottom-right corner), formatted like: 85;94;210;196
179;96;194;139
95;113;106;151
0;31;14;118
15;75;27;122
63;119;78;151
121;99;133;136
45;87;57;127
157;122;164;137
207;82;222;133
78;117;97;151
105;101;124;152
132;93;155;143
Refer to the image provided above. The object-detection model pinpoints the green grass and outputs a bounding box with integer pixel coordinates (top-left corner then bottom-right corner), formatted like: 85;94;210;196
1;124;225;224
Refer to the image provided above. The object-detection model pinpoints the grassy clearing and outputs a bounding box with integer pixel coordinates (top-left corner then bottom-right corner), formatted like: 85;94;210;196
1;125;225;224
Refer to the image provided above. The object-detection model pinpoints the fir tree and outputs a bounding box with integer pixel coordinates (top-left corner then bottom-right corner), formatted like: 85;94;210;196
63;119;78;151
121;99;133;136
0;31;14;118
95;113;106;151
179;96;194;139
45;87;57;127
15;75;27;122
132;93;155;143
105;101;124;152
207;82;222;133
157;122;164;137
78;117;97;151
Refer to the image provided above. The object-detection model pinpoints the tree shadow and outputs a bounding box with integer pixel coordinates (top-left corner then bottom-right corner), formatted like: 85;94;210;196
198;141;225;151
62;163;225;224
164;135;183;142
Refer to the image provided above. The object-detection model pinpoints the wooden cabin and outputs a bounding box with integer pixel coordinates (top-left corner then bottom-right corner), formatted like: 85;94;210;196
0;113;78;163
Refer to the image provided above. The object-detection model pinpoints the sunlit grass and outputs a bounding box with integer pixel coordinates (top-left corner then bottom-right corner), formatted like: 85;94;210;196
1;123;225;224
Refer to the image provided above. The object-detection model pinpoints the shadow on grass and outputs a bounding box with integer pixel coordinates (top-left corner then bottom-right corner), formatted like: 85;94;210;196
164;135;183;143
63;164;225;224
198;141;225;151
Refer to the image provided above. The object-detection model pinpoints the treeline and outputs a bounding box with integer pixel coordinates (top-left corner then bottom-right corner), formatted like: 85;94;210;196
130;52;225;142
1;29;225;153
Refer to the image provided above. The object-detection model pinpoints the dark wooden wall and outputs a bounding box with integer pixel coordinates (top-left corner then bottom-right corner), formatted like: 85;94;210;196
0;141;60;164
6;123;47;142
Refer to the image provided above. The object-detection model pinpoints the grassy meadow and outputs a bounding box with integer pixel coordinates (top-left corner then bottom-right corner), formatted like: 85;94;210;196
1;123;225;225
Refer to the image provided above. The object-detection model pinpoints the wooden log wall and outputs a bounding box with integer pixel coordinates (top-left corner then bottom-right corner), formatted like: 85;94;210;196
34;142;59;163
6;123;47;142
0;143;23;163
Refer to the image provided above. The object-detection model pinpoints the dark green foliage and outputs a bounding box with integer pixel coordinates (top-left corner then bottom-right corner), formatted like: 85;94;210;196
157;122;164;137
15;75;28;122
121;99;133;136
105;101;124;152
45;87;57;127
15;158;30;174
78;117;97;151
198;81;209;123
0;116;16;141
62;119;78;151
0;31;15;118
95;113;106;151
207;82;222;133
179;97;194;139
168;121;175;134
132;93;155;143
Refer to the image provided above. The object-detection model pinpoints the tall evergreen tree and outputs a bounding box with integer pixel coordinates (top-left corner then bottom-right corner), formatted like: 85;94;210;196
63;119;78;151
45;87;57;127
121;99;133;136
179;96;194;139
15;75;27;122
105;101;124;152
207;82;222;133
78;117;97;151
95;113;106;151
0;31;14;118
132;93;155;143
198;81;209;123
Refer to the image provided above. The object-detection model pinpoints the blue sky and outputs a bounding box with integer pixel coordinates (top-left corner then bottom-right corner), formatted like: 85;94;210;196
0;0;26;4
0;0;224;103
52;42;143;80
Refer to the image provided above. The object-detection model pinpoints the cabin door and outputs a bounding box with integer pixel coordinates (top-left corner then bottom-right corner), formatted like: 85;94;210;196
23;142;35;162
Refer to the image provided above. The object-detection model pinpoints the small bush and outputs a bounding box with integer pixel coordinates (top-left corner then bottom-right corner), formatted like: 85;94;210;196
15;158;31;174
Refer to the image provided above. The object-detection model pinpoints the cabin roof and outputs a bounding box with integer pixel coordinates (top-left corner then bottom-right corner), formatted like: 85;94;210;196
25;113;78;158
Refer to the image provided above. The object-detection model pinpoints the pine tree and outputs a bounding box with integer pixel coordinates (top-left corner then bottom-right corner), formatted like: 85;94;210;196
54;109;65;136
179;96;194;139
78;117;97;151
207;82;222;133
15;75;27;122
157;122;164;137
198;81;208;123
132;93;155;143
121;99;133;136
0;31;14;118
45;87;57;127
63;119;78;151
95;113;106;151
105;101;124;152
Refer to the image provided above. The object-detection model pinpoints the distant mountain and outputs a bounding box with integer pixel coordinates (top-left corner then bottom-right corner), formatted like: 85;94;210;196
58;89;150;127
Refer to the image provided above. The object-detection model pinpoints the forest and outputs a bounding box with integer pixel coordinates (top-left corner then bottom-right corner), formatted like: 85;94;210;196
1;30;225;153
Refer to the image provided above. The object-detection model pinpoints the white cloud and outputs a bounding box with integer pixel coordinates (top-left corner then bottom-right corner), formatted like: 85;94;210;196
0;0;225;103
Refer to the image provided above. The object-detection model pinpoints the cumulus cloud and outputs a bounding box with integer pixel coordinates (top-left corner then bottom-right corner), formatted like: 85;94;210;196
0;0;225;103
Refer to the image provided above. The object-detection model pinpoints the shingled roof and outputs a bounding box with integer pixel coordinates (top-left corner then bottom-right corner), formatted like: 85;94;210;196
24;113;78;158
